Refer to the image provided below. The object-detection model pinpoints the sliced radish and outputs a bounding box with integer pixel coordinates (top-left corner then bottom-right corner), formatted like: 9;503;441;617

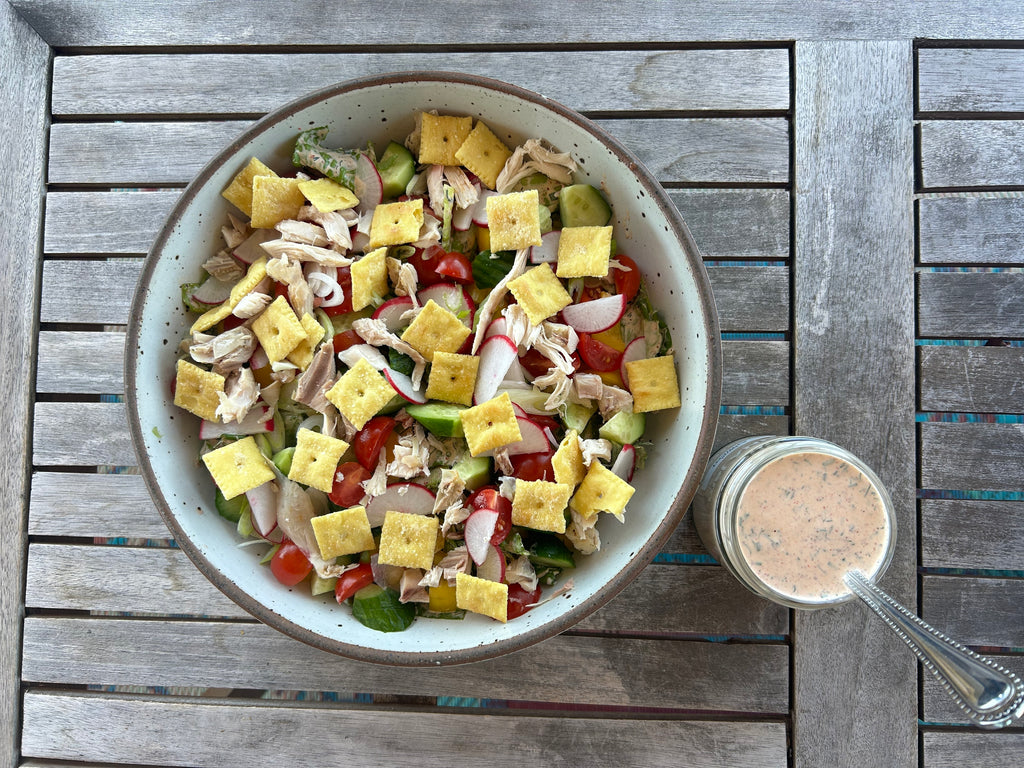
233;228;277;264
383;366;427;404
464;508;499;565
529;229;560;264
372;295;415;332
499;387;557;416
611;444;637;482
619;337;648;389
249;346;270;371
354;152;383;213
198;406;273;439
475;545;506;582
473;334;518;405
364;482;437;527
503;357;527;385
417;282;475;328
560;293;627;334
510;402;528;419
452;202;475;231
190;275;234;306
481;416;549;457
542;425;559;449
484;316;507;340
470;189;500;227
337;343;389;371
246;480;279;539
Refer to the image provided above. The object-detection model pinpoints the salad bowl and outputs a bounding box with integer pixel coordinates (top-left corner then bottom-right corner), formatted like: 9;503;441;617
125;71;722;665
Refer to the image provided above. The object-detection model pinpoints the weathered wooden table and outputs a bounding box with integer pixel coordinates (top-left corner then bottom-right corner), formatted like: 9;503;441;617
3;2;1023;765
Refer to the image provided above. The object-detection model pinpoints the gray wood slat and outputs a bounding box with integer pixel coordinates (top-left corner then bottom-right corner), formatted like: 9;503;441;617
918;48;1024;114
919;120;1024;189
36;331;125;394
28;472;169;539
921;499;1024;571
722;340;789;406
706;266;789;332
44;188;790;258
21;690;788;768
923;653;1024;723
48;118;790;186
918;272;1024;338
923;731;1024;767
920;422;1024;492
22;618;789;712
33;402;135;467
918;196;1024;265
922;575;1024;649
24;543;786;637
918;345;1024;413
792;41;917;768
51;49;791;116
0;6;49;767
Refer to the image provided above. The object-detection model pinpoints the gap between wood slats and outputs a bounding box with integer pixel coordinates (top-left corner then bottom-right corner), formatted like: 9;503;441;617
918;120;1024;189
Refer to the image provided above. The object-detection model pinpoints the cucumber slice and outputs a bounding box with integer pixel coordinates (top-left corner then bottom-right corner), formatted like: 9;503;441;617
562;402;596;434
559;184;612;228
598;410;646;445
528;535;576;569
271;447;295;475
453;455;491;490
377;141;416;199
351;584;416;632
471;250;517;289
310;573;338;597
236;507;255;538
215;487;248;523
405;402;466;438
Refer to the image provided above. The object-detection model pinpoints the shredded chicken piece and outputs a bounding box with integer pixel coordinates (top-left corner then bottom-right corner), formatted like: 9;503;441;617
361;451;388;499
426;164;446;216
293;341;336;414
566;509;600;554
496;138;577;194
189;326;257;371
441;503;471;538
505;555;538;592
404;111;425;156
498;475;517;501
411;212;441;249
533;367;573;411
221;217;249;250
274;477;349;578
399;569;430;603
599;385;633;418
265;256;314;317
386;256;419;306
644;319;664;358
215;367;260;423
444;166;479;209
470;247;530;354
299;205;356;250
580;438;613;467
432;469;465;515
270;360;298;384
260;238;353;267
203;250;245;282
386;423;431;480
535;322;579;374
493;447;514;475
573;372;604;403
351;317;427;388
232;291;272;319
502;304;540;351
276;220;329;247
419;546;471;588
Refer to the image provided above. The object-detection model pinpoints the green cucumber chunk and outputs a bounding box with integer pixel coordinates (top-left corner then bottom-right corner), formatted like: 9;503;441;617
453;454;491;490
528;535;576;569
562;402;596;434
559;184;612;228
471;250;517;288
387;347;415;376
272;447;295;475
599;410;646;445
215;487;248;523
351;584;416;632
406;402;466;438
236;507;255;538
377;141;416;199
310;573;338;597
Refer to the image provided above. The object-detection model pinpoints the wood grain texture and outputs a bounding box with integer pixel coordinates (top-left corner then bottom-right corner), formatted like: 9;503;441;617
919;121;1024;188
918;196;1024;265
793;41;917;768
918;345;1024;413
21;690;788;767
923;653;1024;723
51;49;791;116
920;422;1024;491
29;472;169;538
921;499;1024;570
918;271;1024;338
33;402;135;466
921;575;1024;648
22;619;789;712
918;48;1024;113
705;266;789;332
722;340;789;405
922;731;1024;767
0;5;49;766
36;331;125;394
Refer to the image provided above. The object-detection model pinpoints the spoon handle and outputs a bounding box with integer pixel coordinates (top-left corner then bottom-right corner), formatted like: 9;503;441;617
844;570;1024;729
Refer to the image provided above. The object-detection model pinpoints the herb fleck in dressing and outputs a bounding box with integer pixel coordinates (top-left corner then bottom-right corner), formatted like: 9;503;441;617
735;451;890;602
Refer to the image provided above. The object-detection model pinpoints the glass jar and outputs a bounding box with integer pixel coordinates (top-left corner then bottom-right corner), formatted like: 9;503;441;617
692;436;896;609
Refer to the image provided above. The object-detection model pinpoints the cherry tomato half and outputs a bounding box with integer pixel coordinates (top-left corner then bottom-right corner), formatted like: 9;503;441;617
321;266;353;316
519;348;581;378
578;332;623;373
435;252;474;285
270;539;312;586
510;451;555;482
334;562;375;603
329;461;371;508
507;583;543;620
411;244;446;287
612;254;642;302
332;328;362;354
352;415;397;471
467;487;513;545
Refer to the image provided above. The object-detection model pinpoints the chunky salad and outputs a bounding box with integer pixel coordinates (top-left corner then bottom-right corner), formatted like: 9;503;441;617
173;111;682;632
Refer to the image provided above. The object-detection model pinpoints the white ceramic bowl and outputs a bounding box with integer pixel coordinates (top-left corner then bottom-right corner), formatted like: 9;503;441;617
126;72;721;665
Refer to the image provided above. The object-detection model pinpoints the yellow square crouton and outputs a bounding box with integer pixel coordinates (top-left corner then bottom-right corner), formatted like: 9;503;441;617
425;351;479;406
173;359;225;422
350;247;389;312
311;506;375;559
286;312;326;371
222;157;278;217
418;113;474;166
486;189;543;252
460;392;522;456
512;479;573;534
287;428;350;493
251;295;307;363
555;226;613;278
190;257;269;333
201;436;275;500
400;299;472;362
551;429;586;488
570;460;635;519
325;357;396;430
250;175;307;229
625;355;682;413
369;198;424;249
456;572;508;623
507;262;572;325
454;120;512;190
298;177;359;212
378;510;439;570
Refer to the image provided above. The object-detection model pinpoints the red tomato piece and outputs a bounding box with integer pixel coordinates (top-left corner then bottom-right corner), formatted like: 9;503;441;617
270;539;312;586
467;487;513;545
578;333;623;372
519;348;581;378
329;461;371;508
334;562;375;603
274;280;289;299
613;254;642;302
411;244;446;287
352;415;397;471
507;583;543;620
435;252;473;285
331;328;362;353
322;266;353;316
510;451;555;482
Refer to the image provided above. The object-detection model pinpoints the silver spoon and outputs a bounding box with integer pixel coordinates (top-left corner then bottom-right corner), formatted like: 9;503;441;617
844;570;1024;729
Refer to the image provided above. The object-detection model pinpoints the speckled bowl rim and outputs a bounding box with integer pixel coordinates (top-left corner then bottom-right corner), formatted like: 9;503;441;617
125;70;722;666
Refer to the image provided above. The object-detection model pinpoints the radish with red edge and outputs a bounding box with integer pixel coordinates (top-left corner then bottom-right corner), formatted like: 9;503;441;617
190;276;234;306
481;416;549;457
372;295;414;332
364;482;436;527
464;508;499;565
417;282;475;328
503;357;527;385
354;152;383;213
471;189;499;227
383;366;427;404
246;480;279;539
619;337;648;389
560;293;627;334
484;316;507;340
452;202;475;231
233;228;277;264
249;346;269;371
529;230;560;264
611;444;637;482
476;545;506;582
473;334;518;404
198;406;273;439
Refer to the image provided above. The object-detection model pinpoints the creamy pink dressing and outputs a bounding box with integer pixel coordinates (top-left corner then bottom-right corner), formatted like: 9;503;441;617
735;451;890;602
